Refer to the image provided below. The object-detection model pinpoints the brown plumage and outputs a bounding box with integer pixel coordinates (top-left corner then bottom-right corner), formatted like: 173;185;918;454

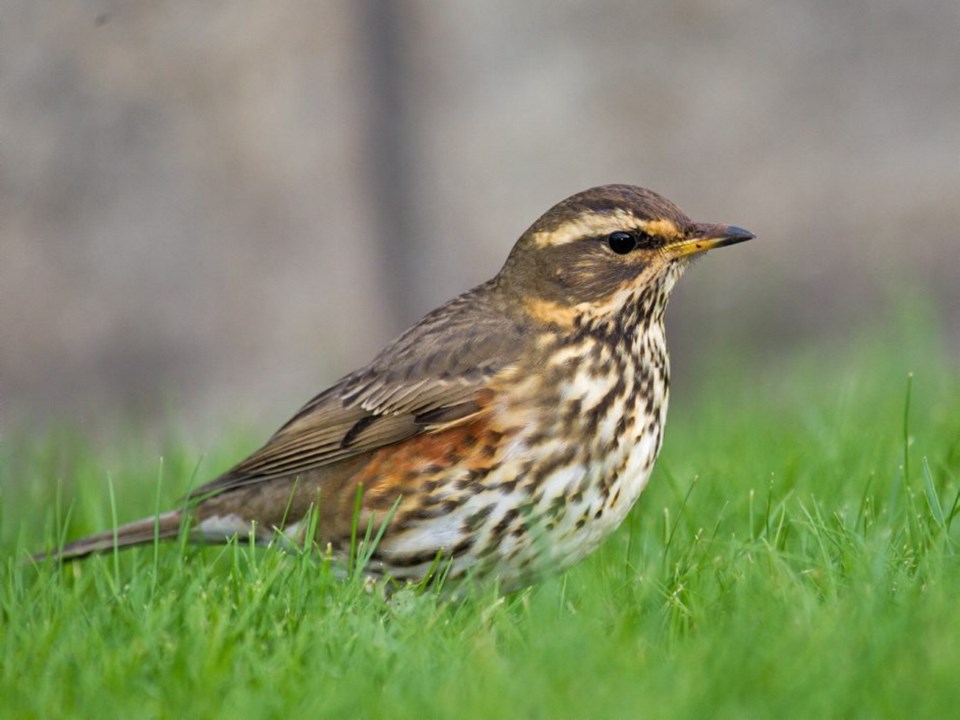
38;185;753;591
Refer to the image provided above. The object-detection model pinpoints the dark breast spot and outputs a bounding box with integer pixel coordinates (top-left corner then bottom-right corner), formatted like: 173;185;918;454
492;507;520;537
464;504;495;532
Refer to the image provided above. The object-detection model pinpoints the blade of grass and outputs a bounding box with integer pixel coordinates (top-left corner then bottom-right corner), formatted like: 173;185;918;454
921;456;945;529
107;471;120;593
902;372;913;484
152;456;164;594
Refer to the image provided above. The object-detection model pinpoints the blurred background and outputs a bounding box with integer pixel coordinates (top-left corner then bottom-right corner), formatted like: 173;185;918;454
2;0;958;441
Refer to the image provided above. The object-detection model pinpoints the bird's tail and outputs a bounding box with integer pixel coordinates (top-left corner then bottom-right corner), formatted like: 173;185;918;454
33;510;184;563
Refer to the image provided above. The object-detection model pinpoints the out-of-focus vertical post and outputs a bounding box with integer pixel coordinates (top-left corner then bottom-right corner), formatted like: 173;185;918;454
356;0;420;330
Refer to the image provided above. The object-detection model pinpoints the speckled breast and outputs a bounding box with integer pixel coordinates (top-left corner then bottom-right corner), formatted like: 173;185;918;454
372;316;671;590
484;319;671;583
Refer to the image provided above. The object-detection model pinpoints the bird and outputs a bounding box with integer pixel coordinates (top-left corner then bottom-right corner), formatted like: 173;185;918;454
36;184;753;591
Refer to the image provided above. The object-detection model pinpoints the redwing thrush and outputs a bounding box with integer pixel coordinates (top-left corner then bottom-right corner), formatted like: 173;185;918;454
39;185;753;590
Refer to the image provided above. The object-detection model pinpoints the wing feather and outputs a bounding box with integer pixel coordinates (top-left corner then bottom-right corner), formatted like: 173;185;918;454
189;281;524;499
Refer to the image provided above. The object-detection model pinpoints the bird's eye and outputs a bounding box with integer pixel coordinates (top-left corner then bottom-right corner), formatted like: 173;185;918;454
606;231;637;255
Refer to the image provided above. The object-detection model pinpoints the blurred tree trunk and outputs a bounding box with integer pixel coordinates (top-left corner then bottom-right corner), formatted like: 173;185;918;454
357;0;420;330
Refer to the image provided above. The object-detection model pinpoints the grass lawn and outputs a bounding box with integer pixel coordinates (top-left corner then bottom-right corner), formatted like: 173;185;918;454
2;313;959;719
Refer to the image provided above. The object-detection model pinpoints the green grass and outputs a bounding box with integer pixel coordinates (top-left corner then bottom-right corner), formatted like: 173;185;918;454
2;316;959;719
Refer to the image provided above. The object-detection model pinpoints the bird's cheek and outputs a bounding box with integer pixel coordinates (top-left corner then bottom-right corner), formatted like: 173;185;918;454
553;268;572;287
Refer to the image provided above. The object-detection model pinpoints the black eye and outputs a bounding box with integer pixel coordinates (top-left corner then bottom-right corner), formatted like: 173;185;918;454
606;231;637;255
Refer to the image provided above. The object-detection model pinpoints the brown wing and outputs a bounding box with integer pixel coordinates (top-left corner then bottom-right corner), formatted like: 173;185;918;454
189;280;525;500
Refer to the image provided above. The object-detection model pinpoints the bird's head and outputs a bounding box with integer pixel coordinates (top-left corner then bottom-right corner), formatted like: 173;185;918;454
499;184;754;328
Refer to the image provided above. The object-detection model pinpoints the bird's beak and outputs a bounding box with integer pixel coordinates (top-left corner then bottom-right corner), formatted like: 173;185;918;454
664;223;755;259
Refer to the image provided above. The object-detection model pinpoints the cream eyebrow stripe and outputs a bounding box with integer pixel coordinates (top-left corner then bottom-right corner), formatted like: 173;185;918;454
532;212;682;247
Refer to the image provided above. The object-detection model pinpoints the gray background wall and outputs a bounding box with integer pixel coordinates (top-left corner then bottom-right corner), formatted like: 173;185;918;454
2;1;958;438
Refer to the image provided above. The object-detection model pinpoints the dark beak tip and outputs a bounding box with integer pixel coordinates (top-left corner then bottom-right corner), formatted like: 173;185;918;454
725;226;756;242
